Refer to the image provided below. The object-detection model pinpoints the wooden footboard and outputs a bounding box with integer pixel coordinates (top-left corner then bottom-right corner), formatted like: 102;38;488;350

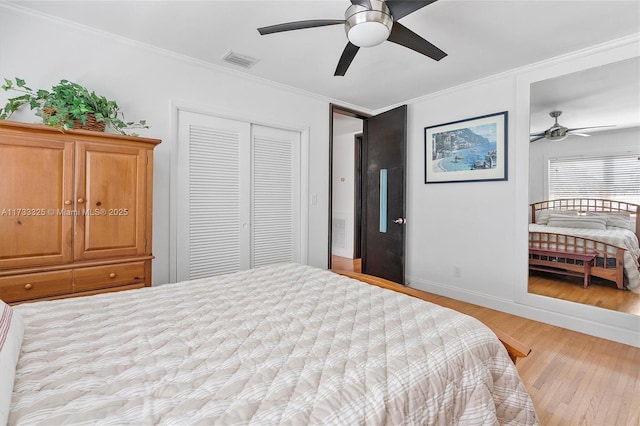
334;270;531;364
529;232;626;289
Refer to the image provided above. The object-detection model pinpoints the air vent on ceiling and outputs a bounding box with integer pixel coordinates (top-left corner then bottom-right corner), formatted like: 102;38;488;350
222;51;260;69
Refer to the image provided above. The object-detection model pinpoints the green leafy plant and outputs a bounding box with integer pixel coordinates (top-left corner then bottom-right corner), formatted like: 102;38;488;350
0;78;148;135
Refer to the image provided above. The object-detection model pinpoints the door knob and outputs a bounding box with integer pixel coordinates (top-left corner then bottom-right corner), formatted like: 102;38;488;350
393;218;406;225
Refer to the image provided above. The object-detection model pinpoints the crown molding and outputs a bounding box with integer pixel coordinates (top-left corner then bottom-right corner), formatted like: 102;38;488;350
1;2;371;114
373;33;640;115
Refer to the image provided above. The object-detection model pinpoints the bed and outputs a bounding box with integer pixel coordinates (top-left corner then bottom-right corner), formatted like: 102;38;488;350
529;199;640;293
1;263;538;425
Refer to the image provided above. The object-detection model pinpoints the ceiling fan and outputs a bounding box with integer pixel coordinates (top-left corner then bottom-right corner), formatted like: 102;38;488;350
529;110;613;142
257;0;446;76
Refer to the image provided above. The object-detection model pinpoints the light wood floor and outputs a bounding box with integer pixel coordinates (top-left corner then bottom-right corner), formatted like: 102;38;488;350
331;256;640;426
331;255;362;272
529;271;640;315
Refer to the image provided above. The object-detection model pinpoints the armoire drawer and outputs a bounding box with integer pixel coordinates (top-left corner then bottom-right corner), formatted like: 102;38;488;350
73;261;146;292
0;270;73;303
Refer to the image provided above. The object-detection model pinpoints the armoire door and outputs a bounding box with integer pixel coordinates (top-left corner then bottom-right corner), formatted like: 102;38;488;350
74;141;147;260
176;111;301;281
0;134;74;269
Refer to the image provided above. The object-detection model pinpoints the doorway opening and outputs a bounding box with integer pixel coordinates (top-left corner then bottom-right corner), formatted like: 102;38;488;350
329;104;408;283
329;105;368;273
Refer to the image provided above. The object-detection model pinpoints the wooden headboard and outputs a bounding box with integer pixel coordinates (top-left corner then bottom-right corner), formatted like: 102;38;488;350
530;198;640;239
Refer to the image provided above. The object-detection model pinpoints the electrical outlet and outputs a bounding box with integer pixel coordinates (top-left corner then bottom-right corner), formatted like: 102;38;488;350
453;266;462;278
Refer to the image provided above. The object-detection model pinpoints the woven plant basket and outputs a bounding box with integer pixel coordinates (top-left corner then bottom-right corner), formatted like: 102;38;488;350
72;114;106;132
42;107;106;132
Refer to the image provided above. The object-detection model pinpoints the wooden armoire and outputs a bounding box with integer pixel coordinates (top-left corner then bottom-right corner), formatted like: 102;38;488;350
0;120;160;303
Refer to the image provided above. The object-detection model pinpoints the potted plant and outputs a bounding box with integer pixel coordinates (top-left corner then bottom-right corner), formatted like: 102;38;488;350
0;78;148;135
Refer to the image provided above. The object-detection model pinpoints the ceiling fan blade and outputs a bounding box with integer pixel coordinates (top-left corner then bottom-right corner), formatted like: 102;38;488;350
350;0;372;9
387;22;447;61
566;125;614;133
386;0;438;20
334;42;360;76
570;133;592;137
529;130;546;137
530;135;546;143
258;20;344;35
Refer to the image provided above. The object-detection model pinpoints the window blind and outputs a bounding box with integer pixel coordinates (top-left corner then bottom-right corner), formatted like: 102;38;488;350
548;154;640;204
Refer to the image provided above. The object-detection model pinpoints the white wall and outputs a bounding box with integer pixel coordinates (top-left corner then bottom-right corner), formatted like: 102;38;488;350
400;37;640;347
0;6;333;284
405;77;519;300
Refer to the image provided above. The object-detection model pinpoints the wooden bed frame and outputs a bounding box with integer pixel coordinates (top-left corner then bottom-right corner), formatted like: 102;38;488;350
529;199;640;290
334;270;531;365
531;199;640;239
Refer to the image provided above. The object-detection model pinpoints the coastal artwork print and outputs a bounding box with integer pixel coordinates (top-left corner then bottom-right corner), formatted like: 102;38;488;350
424;111;508;183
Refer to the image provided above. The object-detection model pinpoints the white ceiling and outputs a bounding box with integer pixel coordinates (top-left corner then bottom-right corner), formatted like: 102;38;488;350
9;0;640;114
530;56;640;134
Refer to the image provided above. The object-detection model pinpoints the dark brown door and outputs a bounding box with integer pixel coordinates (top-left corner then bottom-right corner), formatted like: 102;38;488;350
361;105;407;284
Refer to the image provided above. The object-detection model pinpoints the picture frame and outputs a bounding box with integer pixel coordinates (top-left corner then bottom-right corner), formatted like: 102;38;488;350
424;111;508;183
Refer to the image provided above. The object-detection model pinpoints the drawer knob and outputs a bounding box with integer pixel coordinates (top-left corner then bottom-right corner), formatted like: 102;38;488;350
24;283;32;290
64;200;72;205
109;273;116;279
77;198;85;204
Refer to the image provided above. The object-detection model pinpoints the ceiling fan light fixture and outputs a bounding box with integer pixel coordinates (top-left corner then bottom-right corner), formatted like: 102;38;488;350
546;133;568;142
347;21;391;47
345;2;393;48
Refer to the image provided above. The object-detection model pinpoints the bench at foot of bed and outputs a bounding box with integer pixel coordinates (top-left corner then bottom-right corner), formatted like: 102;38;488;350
529;248;597;289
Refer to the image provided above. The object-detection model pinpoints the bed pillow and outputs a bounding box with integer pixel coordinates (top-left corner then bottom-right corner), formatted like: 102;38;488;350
547;213;607;230
0;301;24;426
601;212;633;230
534;210;550;225
535;210;577;225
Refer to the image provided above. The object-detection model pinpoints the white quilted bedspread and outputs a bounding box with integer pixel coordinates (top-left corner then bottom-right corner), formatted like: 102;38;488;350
10;263;538;425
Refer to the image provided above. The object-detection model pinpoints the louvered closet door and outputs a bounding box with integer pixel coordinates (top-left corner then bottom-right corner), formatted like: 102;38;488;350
251;125;301;268
176;112;300;282
177;112;251;281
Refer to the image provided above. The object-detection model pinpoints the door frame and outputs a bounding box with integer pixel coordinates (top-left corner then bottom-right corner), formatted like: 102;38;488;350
328;104;370;269
353;133;363;259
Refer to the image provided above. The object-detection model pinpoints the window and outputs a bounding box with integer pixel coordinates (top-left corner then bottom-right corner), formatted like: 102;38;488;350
548;154;640;204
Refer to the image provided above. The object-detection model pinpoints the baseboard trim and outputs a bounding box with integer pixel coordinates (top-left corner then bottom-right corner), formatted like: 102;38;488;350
407;274;640;348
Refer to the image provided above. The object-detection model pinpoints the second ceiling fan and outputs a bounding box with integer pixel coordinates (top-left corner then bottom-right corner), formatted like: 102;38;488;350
257;0;446;76
530;110;614;142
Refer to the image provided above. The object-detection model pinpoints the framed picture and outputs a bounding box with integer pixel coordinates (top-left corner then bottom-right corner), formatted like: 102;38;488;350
424;111;508;183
